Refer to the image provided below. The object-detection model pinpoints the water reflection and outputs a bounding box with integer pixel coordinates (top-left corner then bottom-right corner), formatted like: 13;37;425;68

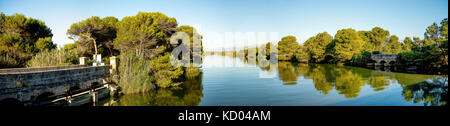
261;60;445;103
277;62;299;85
102;68;203;106
100;55;446;106
226;54;445;105
402;77;447;106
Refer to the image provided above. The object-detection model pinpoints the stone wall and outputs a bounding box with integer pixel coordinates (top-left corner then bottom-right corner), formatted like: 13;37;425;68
0;66;110;103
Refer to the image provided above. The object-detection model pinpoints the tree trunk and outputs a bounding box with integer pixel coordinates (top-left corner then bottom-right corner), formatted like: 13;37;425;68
93;39;98;61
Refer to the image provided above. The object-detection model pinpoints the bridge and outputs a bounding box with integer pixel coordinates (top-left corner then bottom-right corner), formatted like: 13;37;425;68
370;54;398;67
0;56;116;106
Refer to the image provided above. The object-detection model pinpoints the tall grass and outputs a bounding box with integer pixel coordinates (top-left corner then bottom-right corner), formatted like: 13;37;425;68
27;49;78;67
118;52;155;94
117;52;185;94
0;55;21;68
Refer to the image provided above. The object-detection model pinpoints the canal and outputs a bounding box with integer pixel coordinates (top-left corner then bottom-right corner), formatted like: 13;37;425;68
97;55;447;106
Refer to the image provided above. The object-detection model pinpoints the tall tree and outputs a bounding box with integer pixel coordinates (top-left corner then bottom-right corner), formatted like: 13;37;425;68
304;32;333;62
0;13;55;67
412;37;424;49
384;35;403;54
369;27;390;52
277;35;299;61
333;28;364;62
358;30;374;52
402;37;414;52
67;16;119;58
295;45;309;63
439;18;448;40
424;22;439;46
114;12;178;59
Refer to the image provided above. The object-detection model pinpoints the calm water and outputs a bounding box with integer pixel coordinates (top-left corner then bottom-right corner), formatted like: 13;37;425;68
98;55;447;106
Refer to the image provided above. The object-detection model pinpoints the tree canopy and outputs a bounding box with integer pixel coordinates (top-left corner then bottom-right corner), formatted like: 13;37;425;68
0;12;55;67
303;32;333;62
67;16;119;57
277;35;299;61
384;35;403;54
402;37;414;52
114;12;178;59
333;28;364;62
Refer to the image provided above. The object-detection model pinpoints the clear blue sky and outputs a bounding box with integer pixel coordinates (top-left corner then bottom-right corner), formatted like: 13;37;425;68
1;0;448;50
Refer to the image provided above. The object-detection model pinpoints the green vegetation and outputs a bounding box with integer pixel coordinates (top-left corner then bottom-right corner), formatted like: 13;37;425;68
0;13;56;68
384;35;403;54
277;35;299;61
295;45;309;63
263;61;440;100
246;18;448;74
117;52;155;94
148;53;184;88
303;32;333;63
104;12;200;94
59;12;202;94
0;11;203;94
67;16;119;57
114;12;177;59
27;46;78;67
333;28;364;62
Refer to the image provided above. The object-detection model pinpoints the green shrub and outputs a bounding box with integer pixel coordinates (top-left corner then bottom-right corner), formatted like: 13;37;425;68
149;53;184;88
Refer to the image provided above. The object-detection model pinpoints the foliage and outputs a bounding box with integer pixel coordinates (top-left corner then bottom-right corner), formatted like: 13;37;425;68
303;32;333;62
424;18;448;46
398;51;425;66
402;37;414;52
384;35;403;54
398;40;447;74
27;47;78;67
149;53;184;88
114;12;178;58
35;37;56;51
0;12;55;67
294;45;309;63
67;16;119;57
350;50;371;66
277;35;299;61
117;52;155;94
358;30;375;52
333;28;364;62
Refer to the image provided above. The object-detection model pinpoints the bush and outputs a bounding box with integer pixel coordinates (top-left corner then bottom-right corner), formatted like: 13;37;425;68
350;51;371;66
149;53;184;88
399;51;425;66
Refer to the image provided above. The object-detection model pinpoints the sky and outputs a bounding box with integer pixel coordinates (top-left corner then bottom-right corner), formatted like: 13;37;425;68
1;0;448;51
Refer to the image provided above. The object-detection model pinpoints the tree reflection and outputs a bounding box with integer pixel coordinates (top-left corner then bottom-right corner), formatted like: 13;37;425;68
106;70;204;106
309;65;334;94
334;68;364;98
367;76;389;91
402;77;447;106
277;62;300;85
268;63;370;98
